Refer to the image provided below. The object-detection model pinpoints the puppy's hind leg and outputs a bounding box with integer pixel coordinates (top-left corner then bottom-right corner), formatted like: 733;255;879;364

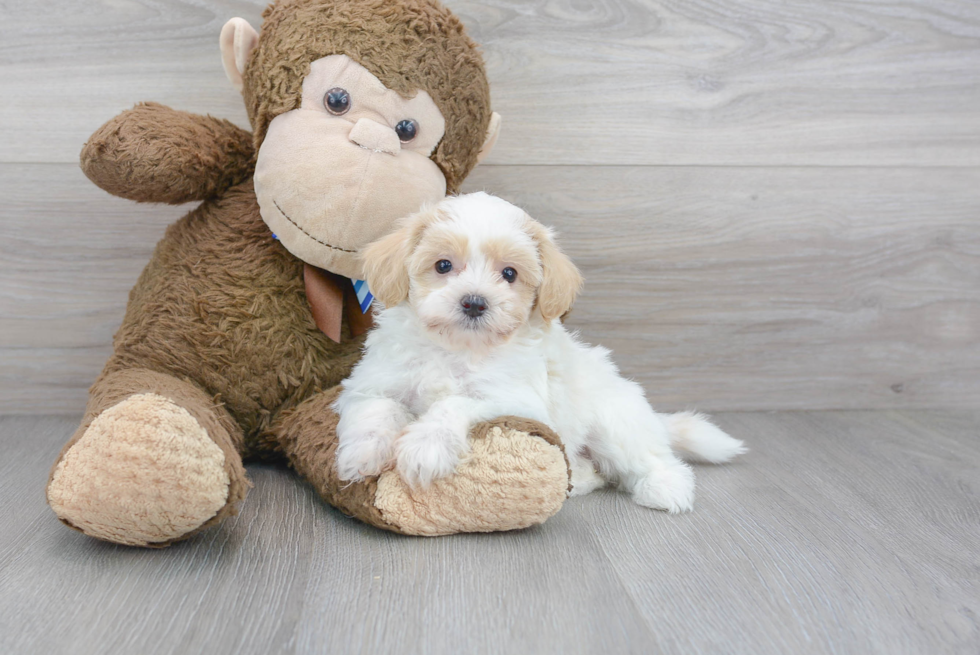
625;453;695;514
585;382;695;513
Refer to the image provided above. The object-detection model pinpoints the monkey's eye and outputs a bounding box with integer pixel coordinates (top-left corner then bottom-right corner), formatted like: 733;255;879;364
395;119;418;142
435;259;453;274
324;88;351;115
501;267;517;283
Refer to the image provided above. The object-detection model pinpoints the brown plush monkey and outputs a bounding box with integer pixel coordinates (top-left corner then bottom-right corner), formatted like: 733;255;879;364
45;0;570;547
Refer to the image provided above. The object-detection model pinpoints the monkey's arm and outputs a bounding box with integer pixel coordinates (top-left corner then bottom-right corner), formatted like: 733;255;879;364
80;102;254;204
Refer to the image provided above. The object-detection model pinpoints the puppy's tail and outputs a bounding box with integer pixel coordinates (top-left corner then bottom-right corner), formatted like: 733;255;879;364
665;412;747;463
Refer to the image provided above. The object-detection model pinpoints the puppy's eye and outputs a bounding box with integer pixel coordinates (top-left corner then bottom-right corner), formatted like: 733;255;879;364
501;267;517;283
435;259;453;274
395;119;418;142
324;88;351;115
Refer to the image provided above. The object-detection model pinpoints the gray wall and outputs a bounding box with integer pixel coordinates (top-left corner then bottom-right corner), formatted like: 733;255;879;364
2;0;978;414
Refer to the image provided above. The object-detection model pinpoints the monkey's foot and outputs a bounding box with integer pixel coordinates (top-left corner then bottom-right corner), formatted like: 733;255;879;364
47;393;232;547
372;418;570;536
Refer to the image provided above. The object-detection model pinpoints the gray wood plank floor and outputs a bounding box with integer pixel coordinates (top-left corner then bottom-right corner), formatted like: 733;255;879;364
2;411;977;654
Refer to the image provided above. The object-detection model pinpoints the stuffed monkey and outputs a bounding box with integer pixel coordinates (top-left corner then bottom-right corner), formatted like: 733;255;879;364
46;0;570;547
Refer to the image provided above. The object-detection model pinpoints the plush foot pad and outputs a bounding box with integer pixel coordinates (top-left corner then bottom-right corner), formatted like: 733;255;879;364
47;393;231;546
373;425;568;536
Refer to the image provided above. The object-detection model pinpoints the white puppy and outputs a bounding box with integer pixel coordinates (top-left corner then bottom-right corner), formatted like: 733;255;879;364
334;192;745;512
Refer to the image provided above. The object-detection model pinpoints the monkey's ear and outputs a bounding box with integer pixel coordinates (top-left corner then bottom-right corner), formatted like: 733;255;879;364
525;218;583;322
476;112;502;165
220;18;260;93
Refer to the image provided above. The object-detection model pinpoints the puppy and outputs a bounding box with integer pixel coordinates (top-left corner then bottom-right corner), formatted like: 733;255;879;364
334;192;745;512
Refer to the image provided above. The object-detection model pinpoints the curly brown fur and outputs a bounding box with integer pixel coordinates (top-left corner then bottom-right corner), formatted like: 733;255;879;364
100;179;365;446
243;0;491;192
273;385;407;532
81;103;255;204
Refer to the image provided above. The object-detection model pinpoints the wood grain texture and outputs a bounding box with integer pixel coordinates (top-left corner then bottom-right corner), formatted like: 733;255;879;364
3;163;977;413
1;411;977;654
2;1;978;411
468;165;980;411
1;0;979;165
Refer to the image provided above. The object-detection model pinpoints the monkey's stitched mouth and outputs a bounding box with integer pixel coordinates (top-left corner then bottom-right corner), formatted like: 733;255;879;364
272;199;357;253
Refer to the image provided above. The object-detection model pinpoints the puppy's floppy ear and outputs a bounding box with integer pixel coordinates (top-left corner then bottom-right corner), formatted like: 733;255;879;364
361;209;434;307
525;217;583;321
361;223;414;308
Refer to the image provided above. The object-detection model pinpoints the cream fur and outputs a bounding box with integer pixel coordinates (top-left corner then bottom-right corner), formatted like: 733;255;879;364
476;112;502;164
220;18;259;93
335;193;746;511
47;394;231;546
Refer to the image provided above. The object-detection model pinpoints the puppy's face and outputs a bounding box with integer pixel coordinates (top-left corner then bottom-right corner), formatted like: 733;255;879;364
407;212;541;350
362;193;582;351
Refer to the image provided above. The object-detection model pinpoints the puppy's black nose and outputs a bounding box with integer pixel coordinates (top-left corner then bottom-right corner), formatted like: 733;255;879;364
460;295;489;318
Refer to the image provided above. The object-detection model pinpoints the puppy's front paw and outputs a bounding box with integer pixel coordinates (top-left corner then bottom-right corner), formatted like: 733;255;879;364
395;421;467;488
336;427;399;482
631;459;695;514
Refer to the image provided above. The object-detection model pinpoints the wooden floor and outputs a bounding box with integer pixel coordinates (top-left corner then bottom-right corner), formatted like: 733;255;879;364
1;410;977;654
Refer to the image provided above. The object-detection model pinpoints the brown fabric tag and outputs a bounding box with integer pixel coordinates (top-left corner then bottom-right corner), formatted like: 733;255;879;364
304;264;345;342
303;264;375;342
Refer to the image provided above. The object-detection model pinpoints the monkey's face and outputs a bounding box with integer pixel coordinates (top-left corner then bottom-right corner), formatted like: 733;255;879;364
254;55;448;279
